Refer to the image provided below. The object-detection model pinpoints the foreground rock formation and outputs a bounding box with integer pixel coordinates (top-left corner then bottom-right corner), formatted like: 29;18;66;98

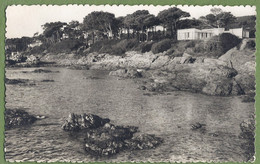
5;109;37;129
239;114;255;161
62;113;162;156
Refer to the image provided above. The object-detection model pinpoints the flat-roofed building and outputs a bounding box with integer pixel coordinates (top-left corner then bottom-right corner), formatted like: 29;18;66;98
177;27;249;40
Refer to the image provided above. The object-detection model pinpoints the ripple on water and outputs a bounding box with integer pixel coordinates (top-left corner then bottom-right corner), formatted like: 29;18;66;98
4;67;255;162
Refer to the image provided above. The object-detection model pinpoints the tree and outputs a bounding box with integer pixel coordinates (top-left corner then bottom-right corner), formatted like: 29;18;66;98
63;21;83;39
157;7;190;39
42;22;67;43
210;8;223;16
143;14;158;41
177;19;203;29
116;16;125;39
83;11;119;43
205;8;236;28
217;12;237;28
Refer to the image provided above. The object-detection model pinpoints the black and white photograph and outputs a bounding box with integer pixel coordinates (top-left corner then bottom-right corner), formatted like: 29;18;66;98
4;5;256;162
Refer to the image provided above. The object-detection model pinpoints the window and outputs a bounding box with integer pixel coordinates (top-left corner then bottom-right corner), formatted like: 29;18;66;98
187;32;190;38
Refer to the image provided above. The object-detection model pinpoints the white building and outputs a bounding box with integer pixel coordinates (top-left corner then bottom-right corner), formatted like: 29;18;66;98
177;27;249;40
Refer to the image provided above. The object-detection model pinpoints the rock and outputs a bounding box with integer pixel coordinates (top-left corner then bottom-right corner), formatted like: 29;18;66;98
240;115;255;136
125;134;163;150
194;57;205;63
219;46;255;72
239;114;255;161
5;78;28;85
84;125;162;156
84;124;138;156
41;79;55;82
109;69;142;78
191;122;203;130
150;55;170;69
5;109;37;129
62;113;110;131
5;78;35;86
144;63;240;96
170;53;194;64
62;113;162;156
32;69;52;73
235;61;255;94
25;55;40;65
241;92;255;103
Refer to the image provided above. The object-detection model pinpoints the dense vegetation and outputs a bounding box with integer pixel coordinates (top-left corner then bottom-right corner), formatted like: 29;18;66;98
5;7;255;58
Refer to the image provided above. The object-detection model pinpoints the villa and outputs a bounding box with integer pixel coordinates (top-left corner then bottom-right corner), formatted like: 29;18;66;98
177;27;250;40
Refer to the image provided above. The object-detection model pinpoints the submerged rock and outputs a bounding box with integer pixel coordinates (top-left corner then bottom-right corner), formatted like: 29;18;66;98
41;79;55;82
5;109;37;129
62;113;110;131
5;78;35;86
32;69;53;73
62;113;162;156
5;78;29;85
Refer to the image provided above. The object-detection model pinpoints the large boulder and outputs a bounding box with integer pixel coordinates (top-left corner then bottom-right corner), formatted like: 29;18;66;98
235;61;255;94
5;109;37;129
62;113;110;131
143;62;241;96
219;46;255;73
84;123;138;156
62;113;163;156
25;55;40;65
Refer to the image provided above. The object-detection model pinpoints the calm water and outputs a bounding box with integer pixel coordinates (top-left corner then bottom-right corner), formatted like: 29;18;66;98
5;67;254;162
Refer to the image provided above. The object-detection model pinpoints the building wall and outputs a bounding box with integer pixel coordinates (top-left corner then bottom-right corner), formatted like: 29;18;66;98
224;28;243;38
177;28;249;40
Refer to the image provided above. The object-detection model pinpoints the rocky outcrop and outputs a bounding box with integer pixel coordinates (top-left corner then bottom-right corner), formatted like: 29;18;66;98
234;61;255;94
240;114;255;140
5;109;37;129
62;113;110;131
62;113;162;156
17;39;255;97
5;78;29;85
239;114;255;161
5;78;35;86
109;69;143;78
141;61;244;96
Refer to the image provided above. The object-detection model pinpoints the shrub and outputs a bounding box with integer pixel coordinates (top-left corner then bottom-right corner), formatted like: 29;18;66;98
151;39;172;54
114;39;138;50
48;39;83;53
89;39;139;55
28;44;49;54
189;33;241;58
205;33;241;56
185;40;197;48
134;41;154;53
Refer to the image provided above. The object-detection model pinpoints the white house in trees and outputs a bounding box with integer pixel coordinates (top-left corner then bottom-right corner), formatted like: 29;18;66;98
177;27;250;40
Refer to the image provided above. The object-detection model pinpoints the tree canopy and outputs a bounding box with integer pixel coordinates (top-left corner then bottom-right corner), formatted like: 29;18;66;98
83;11;118;37
204;8;236;28
157;7;190;38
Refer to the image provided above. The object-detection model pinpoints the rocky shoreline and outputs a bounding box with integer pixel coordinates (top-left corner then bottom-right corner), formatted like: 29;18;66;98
7;39;254;97
6;39;255;97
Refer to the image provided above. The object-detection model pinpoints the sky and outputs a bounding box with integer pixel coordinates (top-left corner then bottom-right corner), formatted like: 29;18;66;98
6;5;256;38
